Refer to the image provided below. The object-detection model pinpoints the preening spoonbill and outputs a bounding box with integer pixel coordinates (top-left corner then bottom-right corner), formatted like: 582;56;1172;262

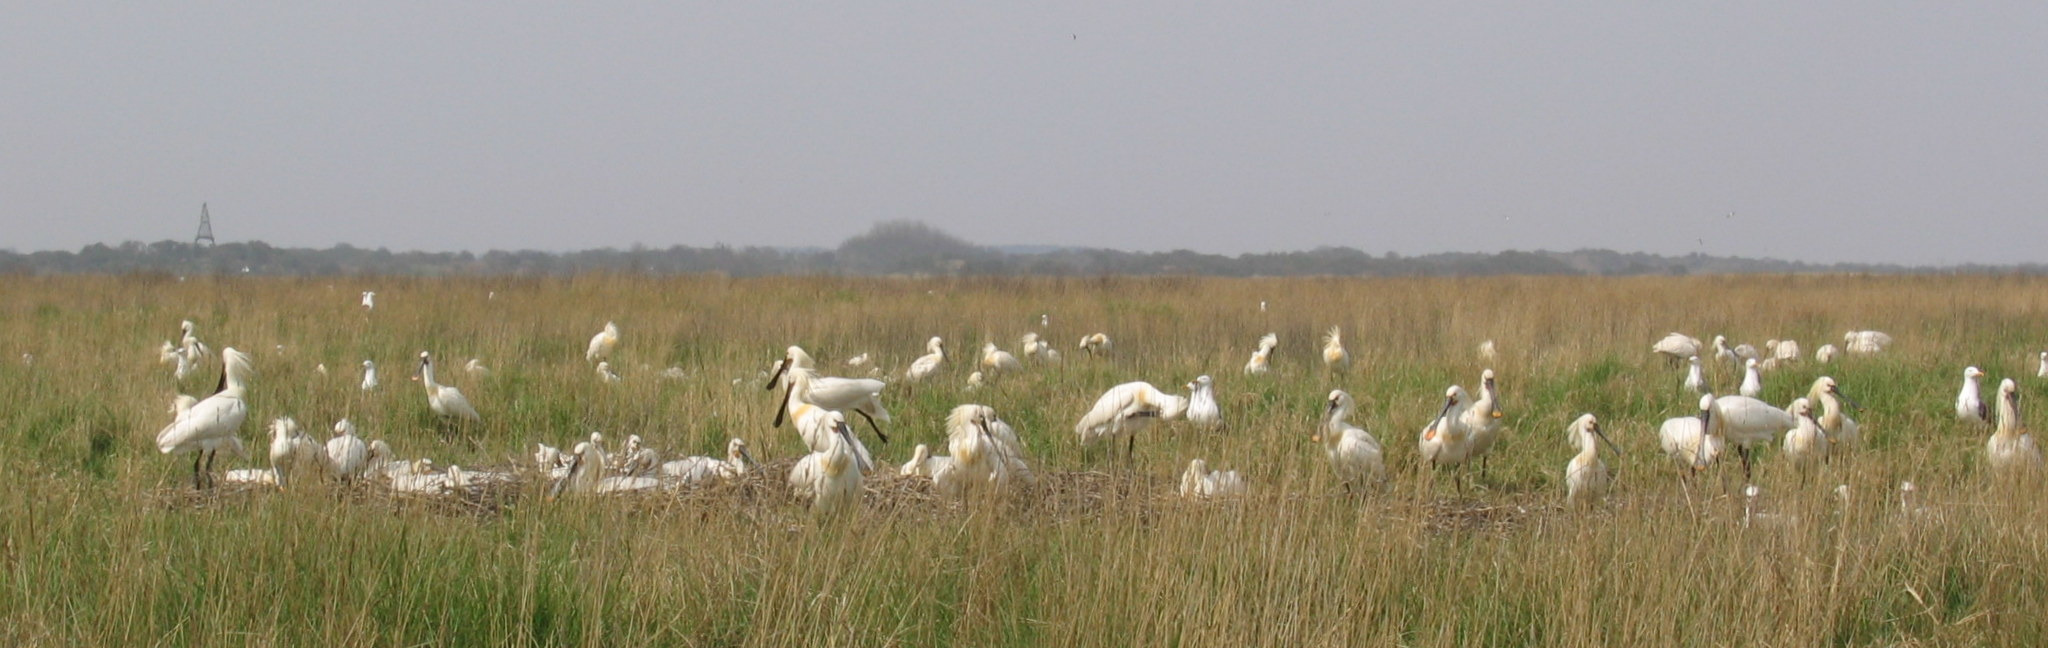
1322;327;1350;373
361;291;375;309
1179;459;1247;499
327;419;369;480
1780;398;1827;470
596;361;622;384
1463;370;1507;471
789;401;876;470
662;438;757;486
1319;390;1385;490
1738;359;1763;398
586;321;620;362
465;358;489;376
1986;378;2042;473
934;404;1016;497
1418;386;1476;469
1652;332;1703;365
979;342;1022;377
1957;367;1989;425
1078;332;1111;355
787;411;867;515
267;417;331;489
360;360;378;391
178;320;210;367
1074;381;1189;457
1185;375;1222;431
155;347;253;489
1478;339;1498;362
768;346;891;442
1564;414;1620;508
900;443;954;479
904;337;945;382
1683;356;1707;395
1815;344;1839;363
1844;330;1892;354
418;351;481;422
1244;333;1278;375
1808;376;1861;447
1659;394;1721;474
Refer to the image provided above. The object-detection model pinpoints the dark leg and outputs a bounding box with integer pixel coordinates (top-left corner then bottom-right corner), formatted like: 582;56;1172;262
202;450;216;489
1738;446;1753;482
1126;434;1135;463
192;452;205;490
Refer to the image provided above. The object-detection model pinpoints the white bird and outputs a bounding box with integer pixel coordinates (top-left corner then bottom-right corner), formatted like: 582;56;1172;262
1244;333;1278;375
1078;332;1111;355
266;417;331;489
1418;385;1477;469
845;352;870;367
178;320;210;367
1659;394;1721;474
596;361;622;384
904;336;946;382
789;400;877;470
899;443;954;479
360;291;375;309
314;363;328;376
360;359;378;391
366;440;398;479
1711;335;1735;364
769;346;892;442
1074;381;1189;457
586;321;620;362
1986;378;2042;473
418;351;481;422
1844;330;1892;355
979;342;1022;377
1185;375;1222;431
1477;339;1498;362
934;404;1018;497
662;438;757;486
2039;351;2048;379
1020;333;1048;361
389;461;451;494
1682;355;1707;395
1318;390;1385;490
1765;339;1801;365
1781;398;1828;470
1463;370;1507;471
787;411;867;515
1322;326;1350;373
1957;366;1989;425
1739;358;1763;398
155;347;254;489
1808;376;1861;448
1179;459;1247;499
614;435;661;477
1652;332;1703;365
1815;344;1840;363
465;358;489;376
1670;393;1794;479
550;441;609;496
1564;414;1621;508
327;419;370;480
965;371;984;389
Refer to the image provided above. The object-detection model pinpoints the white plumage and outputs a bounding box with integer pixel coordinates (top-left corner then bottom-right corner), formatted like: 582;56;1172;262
904;337;945;382
1781;398;1827;470
661;438;756;486
1682;355;1707;395
155;347;254;489
1077;332;1111;355
418;351;481;422
787;411;867;515
1957;366;1989;425
1564;414;1618;508
1244;333;1278;375
1185;375;1222;430
1322;326;1349;373
360;359;378;391
1651;332;1702;363
586;321;620;362
327;418;370;480
1808;376;1861;448
266;417;331;489
1073;381;1189;453
1738;358;1763;398
1986;378;2041;473
1178;459;1247;499
1319;390;1385;490
1418;385;1476;468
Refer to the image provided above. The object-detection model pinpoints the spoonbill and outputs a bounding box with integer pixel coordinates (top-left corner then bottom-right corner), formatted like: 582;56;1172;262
586;321;620;362
327;419;369;481
360;360;378;391
1780;398;1827;471
1815;344;1839;363
418;351;480;422
1683;355;1707;395
979;342;1022;377
789;400;876;470
1418;386;1476;469
1074;381;1189;458
1986;378;2042;473
1020;333;1048;361
360;291;375;309
1185;375;1222;431
596;361;622;384
615;435;661;477
787;411;868;515
178;320;210;367
155;347;254;489
845;353;870;367
1766;339;1801;365
1179;459;1248;499
1478;339;1498;362
904;337;945;382
1564;414;1621;508
768;346;891;442
1711;335;1735;364
1318;390;1385;490
1671;393;1793;479
1652;332;1703;365
1957;367;1989;425
966;371;984;389
935;404;1013;497
1322;327;1350;373
1844;330;1892;355
267;417;331;489
1659;394;1721;474
1463;370;1507;472
1078;332;1111;356
1738;359;1763;398
900;443;953;479
662;438;757;486
465;358;489;376
2039;352;2047;379
1244;333;1277;375
1808;376;1861;448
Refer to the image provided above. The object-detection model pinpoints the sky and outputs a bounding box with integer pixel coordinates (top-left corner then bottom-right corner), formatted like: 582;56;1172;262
4;4;2045;266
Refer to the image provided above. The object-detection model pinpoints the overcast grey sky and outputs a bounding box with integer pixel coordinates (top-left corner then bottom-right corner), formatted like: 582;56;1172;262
4;4;2044;265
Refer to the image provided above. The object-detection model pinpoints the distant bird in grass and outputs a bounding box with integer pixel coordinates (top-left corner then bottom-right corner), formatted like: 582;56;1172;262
1477;339;1498;362
900;443;953;479
1986;378;2042;473
1765;339;1801;366
267;417;330;489
360;359;379;391
327;419;369;481
418;351;481;422
2039;352;2048;378
1020;333;1049;361
1815;344;1839;363
360;291;375;309
935;404;1027;497
1683;355;1707;395
845;352;870;368
1322;327;1350;374
1074;381;1189;459
465;358;489;376
1078;332;1111;356
904;336;946;382
1563;414;1620;507
1957;366;1989;425
1185;375;1222;431
586;321;620;362
1179;459;1247;499
979;342;1022;377
1659;394;1721;474
1844;330;1892;355
596;361;622;384
1318;390;1385;491
1739;358;1763;398
1244;333;1278;375
1652;332;1702;366
156;347;253;490
662;438;756;486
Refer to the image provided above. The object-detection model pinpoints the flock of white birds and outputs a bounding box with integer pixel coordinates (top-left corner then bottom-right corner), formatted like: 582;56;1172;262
148;309;2047;516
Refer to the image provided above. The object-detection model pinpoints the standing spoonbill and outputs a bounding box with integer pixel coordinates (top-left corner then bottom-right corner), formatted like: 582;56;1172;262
1738;358;1763;398
1418;386;1477;470
979;342;1022;378
1073;381;1189;459
360;291;375;309
1464;370;1507;473
1808;376;1861;448
1178;459;1247;499
1185;375;1222;431
1659;394;1722;474
787;411;868;516
2039;352;2048;379
1322;327;1350;374
904;337;945;382
1815;344;1839;363
767;346;891;442
155;347;254;489
1699;393;1796;479
1020;333;1048;361
585;321;620;362
1682;355;1707;395
1478;339;1498;362
934;404;1011;497
1780;398;1828;471
1564;414;1621;508
1652;332;1703;366
1318;390;1385;490
1957;367;1989;425
1766;339;1801;365
418;351;481;422
1244;333;1278;375
267;417;331;489
327;419;369;481
1986;378;2042;473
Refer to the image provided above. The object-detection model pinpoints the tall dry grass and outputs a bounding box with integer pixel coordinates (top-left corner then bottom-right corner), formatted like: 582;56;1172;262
3;273;2048;646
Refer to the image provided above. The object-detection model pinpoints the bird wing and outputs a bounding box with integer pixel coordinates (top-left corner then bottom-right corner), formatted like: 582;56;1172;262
805;377;885;409
156;395;245;453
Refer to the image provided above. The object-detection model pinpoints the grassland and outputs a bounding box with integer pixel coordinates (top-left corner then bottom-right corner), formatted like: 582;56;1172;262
5;273;2048;646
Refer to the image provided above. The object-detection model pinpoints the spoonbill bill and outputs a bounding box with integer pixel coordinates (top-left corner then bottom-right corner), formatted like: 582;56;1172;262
418;351;481;422
155;347;253;489
1318;390;1385;490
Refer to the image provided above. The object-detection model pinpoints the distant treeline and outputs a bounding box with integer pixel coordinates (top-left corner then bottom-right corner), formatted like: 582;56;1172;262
1;221;2032;277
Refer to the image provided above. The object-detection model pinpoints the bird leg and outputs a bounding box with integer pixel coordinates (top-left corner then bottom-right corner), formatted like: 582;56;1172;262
202;449;217;489
1738;446;1753;482
854;410;887;444
1126;434;1136;464
192;452;206;490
